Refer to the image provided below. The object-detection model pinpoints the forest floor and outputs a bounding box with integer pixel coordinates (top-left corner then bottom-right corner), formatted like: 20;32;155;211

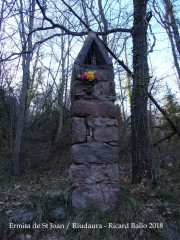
0;142;180;240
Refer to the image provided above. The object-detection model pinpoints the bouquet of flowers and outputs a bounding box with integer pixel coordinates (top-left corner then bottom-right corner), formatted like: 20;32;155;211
81;71;99;94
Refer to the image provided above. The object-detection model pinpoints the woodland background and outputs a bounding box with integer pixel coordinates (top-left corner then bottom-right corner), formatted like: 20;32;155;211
0;0;180;239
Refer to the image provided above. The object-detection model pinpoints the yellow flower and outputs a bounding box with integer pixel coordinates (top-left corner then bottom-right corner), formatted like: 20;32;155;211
86;71;95;81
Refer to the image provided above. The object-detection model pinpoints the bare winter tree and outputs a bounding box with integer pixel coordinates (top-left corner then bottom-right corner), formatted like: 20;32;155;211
162;0;180;57
55;33;72;140
31;0;155;184
3;0;177;183
153;0;180;88
12;0;36;176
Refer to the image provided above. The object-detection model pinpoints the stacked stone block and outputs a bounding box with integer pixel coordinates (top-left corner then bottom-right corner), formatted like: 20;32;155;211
70;32;120;211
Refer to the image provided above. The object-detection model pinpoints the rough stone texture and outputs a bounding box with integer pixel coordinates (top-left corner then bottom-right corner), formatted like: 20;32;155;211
70;33;119;212
71;66;114;102
94;81;116;99
87;117;118;128
72;183;120;212
72;99;117;118
71;142;119;164
73;80;86;98
69;163;119;184
92;69;114;81
108;141;118;146
72;79;116;101
93;126;118;142
71;117;87;144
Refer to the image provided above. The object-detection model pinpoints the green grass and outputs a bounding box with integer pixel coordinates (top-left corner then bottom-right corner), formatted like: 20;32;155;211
0;183;178;240
155;188;178;200
65;190;174;240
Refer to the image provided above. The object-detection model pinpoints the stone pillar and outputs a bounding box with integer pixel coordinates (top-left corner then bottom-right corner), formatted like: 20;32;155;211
70;32;120;212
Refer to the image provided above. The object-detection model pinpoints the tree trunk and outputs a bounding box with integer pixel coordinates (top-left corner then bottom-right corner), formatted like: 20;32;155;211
56;35;66;139
163;0;180;57
12;64;29;176
163;0;180;88
12;0;35;176
98;0;108;45
131;0;152;184
167;25;180;88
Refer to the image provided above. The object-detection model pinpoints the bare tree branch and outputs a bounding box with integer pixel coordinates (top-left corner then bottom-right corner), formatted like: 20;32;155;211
34;0;131;37
60;0;91;31
98;37;133;76
98;0;108;44
153;131;177;146
148;92;180;136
